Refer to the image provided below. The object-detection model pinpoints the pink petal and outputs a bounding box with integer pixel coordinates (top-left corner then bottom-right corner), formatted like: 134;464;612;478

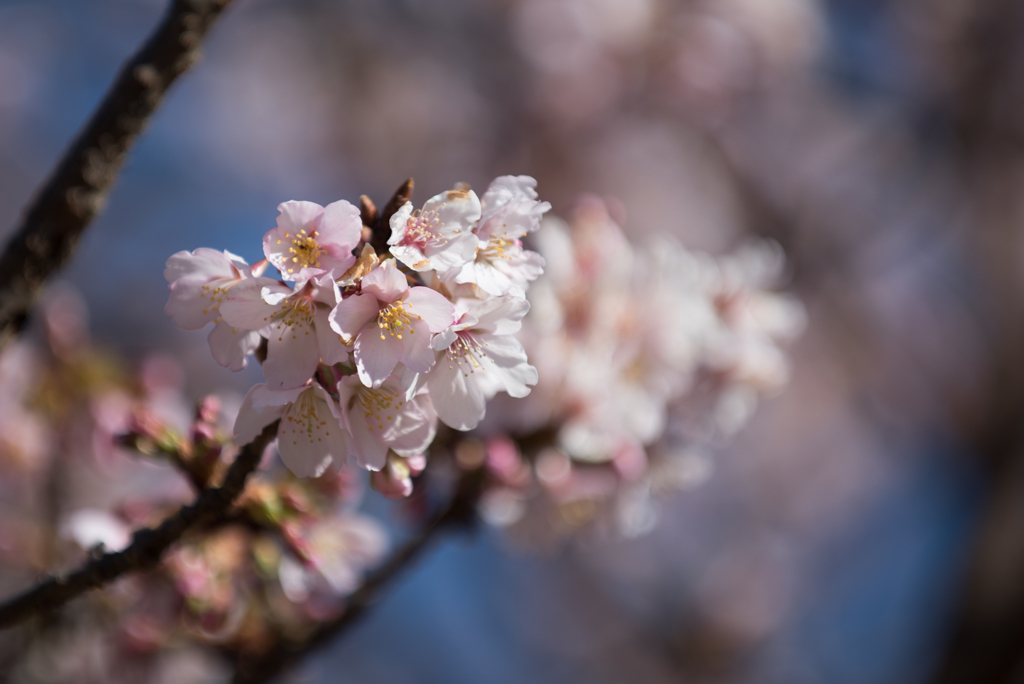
478;332;529;367
386;203;414;246
311;274;341;307
314;306;349;365
426;356;486;430
164;248;235;283
452;259;512;297
165;278;217;330
403;287;455;333
387;395;438;456
424;232;479;273
276;200;324;234
264;319;321;390
389;243;432;272
207;321;260;371
234;384;288;445
219;278;289;329
250;384;306;412
471;296;530;335
347;411;388;470
399;318;437;373
277;386;348;478
422;188;481;235
361;260;408;302
319;199;362;251
355;329;403;388
329;293;379;339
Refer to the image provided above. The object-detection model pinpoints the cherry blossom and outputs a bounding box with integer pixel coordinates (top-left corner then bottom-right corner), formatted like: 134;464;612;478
234;382;346;478
447;175;549;296
328;259;455;389
61;509;131;553
369;453;427;499
164;248;262;371
263;200;362;282
422;296;538;430
277;514;388;600
220;274;348;391
387;187;481;274
336;375;437;470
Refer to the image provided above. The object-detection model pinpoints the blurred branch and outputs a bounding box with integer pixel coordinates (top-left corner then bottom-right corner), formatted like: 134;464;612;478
0;0;235;351
230;466;486;684
0;420;278;631
929;1;1024;682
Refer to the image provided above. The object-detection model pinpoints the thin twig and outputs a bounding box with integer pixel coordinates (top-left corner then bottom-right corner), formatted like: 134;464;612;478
231;466;487;684
0;420;278;631
0;0;235;351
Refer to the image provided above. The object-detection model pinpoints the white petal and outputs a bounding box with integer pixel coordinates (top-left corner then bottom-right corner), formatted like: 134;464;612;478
386;203;415;246
426;358;486;431
250;384;306;412
277;386;346;478
399;318;436;373
219;278;289;329
207;321;260;372
164;248;235;283
355;329;403;388
234;384;288;445
165;277;217;330
387;394;438;456
347;410;388;470
403;287;455;333
361;259;408;302
276;200;324;234
472;296;530;335
263;319;321;390
390;243;432;272
453;259;512;297
431;327;458;351
422;188;481;236
425;232;479;272
329;293;379;339
315;306;349;366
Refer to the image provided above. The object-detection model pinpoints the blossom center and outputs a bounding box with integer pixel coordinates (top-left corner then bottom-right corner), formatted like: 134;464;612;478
377;300;420;340
401;209;446;250
479;236;514;261
198;276;242;323
356;386;405;432
445;331;492;376
264;292;317;341
279;228;325;275
281;389;332;446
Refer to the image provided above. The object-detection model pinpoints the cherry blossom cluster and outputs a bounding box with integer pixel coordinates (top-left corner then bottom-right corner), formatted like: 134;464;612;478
164;176;549;482
472;197;806;538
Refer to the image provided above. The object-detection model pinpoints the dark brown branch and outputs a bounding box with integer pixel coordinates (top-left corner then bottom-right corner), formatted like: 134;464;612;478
231;466;486;684
0;420;278;631
0;0;235;351
370;178;414;255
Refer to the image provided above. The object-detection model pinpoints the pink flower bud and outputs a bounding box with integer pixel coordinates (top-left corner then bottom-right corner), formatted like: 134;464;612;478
370;460;413;500
196;395;221;424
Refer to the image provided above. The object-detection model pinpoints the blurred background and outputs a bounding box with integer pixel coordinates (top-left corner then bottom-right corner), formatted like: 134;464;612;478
1;0;1022;682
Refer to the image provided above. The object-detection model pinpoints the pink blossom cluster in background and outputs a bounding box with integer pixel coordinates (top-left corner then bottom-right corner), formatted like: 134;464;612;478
474;196;805;540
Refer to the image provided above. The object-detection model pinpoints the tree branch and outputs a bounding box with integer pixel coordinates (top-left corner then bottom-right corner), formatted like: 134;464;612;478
0;0;235;351
230;466;487;684
0;420;278;631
